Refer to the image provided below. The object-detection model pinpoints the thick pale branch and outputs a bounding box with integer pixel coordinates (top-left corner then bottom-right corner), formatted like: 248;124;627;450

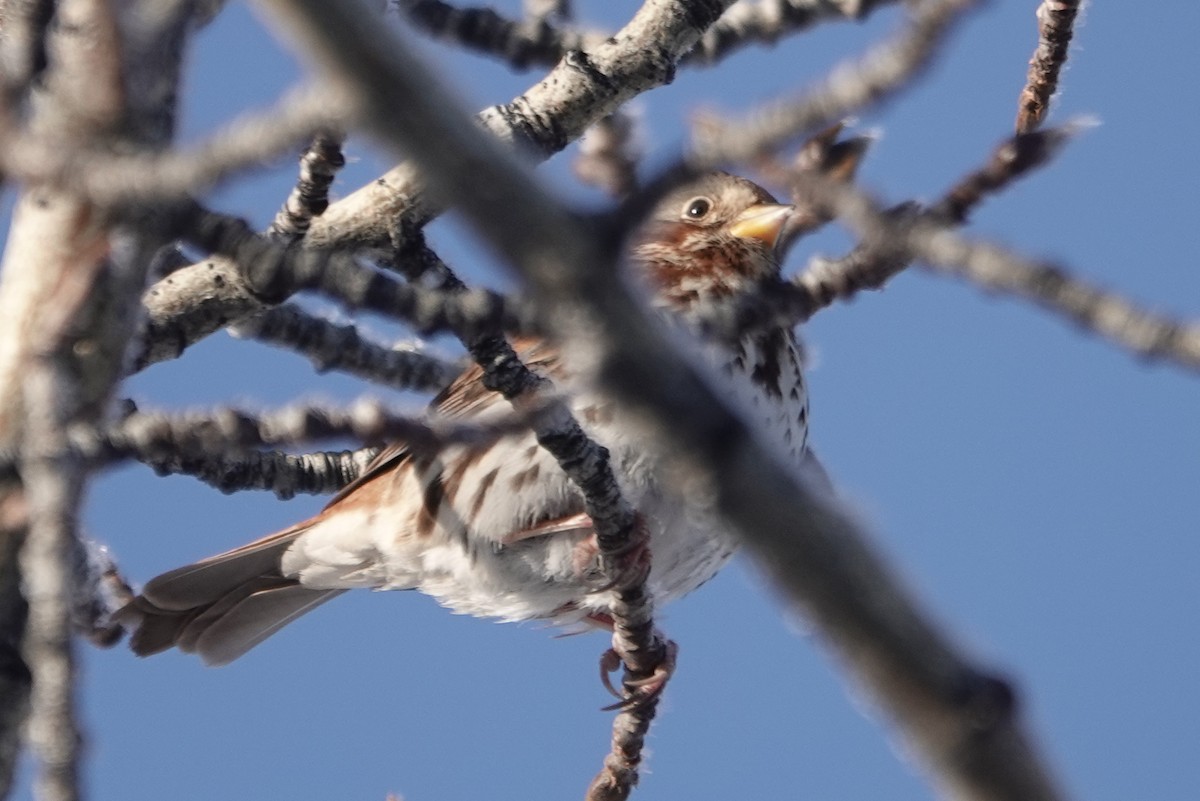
18;362;86;801
302;0;740;252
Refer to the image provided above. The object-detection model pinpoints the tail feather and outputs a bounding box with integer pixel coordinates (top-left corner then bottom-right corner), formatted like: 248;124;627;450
190;584;344;666
123;523;343;664
140;525;307;611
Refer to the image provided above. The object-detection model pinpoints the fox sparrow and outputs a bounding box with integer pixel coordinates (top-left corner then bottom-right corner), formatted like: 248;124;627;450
124;172;815;665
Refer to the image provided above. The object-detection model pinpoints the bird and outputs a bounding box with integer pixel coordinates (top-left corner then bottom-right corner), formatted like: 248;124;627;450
122;166;855;668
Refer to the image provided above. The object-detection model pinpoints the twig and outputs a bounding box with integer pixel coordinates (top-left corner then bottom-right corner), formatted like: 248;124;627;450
691;0;976;165
687;0;901;66
400;0;905;72
574;111;640;198
230;303;463;393
810;172;1200;372
398;0;610;71
0;84;351;206
268;130;347;243
930;124;1078;223
139;445;381;498
1015;0;1081;133
1;399;542;483
782;124;1078;320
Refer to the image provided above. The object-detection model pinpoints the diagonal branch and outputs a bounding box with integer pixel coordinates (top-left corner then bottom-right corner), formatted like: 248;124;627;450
253;2;1075;800
809;172;1200;372
229;303;463;394
0;84;349;206
691;0;976;165
781;123;1078;324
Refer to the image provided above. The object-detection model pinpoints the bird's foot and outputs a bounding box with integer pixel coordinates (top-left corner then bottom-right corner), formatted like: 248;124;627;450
599;638;678;713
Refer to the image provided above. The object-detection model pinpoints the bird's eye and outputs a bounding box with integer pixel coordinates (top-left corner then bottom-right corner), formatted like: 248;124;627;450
684;197;712;220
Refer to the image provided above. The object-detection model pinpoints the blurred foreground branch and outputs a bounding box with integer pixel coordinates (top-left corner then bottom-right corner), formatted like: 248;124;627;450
257;2;1073;800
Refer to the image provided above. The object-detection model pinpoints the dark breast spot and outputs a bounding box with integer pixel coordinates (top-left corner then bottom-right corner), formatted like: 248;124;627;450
414;461;445;539
470;467;500;520
749;329;786;400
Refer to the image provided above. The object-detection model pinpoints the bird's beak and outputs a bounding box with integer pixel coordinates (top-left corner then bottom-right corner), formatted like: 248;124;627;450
728;203;796;254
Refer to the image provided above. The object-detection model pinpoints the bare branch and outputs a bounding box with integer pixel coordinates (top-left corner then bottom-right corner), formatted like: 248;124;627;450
401;0;905;72
398;0;615;71
138;0;741;369
930;124;1078;223
140;445;381;499
1015;0;1081;133
0;84;350;205
177;207;535;340
134;254;270;370
688;0;900;65
0;398;537;479
691;0;975;165
230;303;463;393
0;0;201;785
782;124;1078;321
813;173;1200;372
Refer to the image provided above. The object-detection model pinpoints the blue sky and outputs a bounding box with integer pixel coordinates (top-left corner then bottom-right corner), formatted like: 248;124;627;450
15;2;1200;799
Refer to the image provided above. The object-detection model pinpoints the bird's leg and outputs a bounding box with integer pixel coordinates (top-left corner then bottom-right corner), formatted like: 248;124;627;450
575;512;651;593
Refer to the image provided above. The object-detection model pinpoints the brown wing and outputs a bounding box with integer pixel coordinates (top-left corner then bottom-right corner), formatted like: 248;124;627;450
431;335;561;418
124;336;565;664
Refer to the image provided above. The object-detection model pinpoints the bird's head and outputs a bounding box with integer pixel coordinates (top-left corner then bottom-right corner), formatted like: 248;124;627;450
631;172;797;314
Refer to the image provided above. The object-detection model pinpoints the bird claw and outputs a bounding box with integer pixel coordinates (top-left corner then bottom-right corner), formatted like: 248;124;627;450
577;515;652;593
598;639;678;713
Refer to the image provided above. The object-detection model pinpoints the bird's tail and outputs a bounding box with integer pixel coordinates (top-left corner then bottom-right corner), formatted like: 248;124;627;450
119;523;344;666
